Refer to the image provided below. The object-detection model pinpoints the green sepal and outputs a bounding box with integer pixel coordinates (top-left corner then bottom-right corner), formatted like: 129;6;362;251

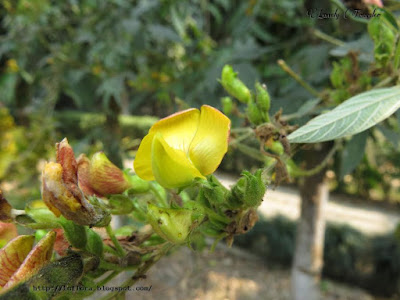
85;228;103;257
108;194;134;215
147;204;199;244
58;217;87;249
126;175;150;194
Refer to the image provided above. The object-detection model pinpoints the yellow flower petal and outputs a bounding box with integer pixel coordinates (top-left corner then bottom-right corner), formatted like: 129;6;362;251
134;132;156;180
152;133;204;188
150;108;200;153
189;105;231;175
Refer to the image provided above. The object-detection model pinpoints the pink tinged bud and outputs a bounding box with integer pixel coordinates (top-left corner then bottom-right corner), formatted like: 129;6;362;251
77;154;102;197
41;138;108;226
89;152;131;196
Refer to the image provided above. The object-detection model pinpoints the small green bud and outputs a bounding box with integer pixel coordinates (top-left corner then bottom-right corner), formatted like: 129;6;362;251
221;65;252;103
203;183;227;206
221;97;234;115
330;62;345;89
255;83;271;117
58;217;87;249
265;139;284;155
230;170;266;208
147;204;197;244
368;17;396;65
246;99;264;125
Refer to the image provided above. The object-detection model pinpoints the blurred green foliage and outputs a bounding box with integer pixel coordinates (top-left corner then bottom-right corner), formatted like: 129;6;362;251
236;215;400;297
1;1;400;203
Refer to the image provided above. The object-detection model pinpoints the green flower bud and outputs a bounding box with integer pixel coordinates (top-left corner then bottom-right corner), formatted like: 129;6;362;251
203;182;227;206
246;99;264;125
221;97;234;115
265;139;284;155
221;65;251;103
255;83;270;115
368;17;396;65
230;170;266;208
147;204;197;244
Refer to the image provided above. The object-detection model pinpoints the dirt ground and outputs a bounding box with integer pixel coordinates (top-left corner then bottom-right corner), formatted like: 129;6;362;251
108;245;379;300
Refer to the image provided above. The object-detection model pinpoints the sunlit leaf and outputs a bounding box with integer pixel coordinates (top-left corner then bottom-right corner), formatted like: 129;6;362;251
4;231;55;290
288;87;400;143
0;236;34;287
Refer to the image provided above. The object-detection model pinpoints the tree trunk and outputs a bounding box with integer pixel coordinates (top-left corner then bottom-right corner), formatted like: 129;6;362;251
104;98;123;168
291;143;331;300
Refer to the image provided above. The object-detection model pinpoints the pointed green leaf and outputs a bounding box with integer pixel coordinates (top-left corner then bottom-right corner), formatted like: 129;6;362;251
288;87;400;143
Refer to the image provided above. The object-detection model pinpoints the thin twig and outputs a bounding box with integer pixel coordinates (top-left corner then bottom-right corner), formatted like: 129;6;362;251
277;59;321;98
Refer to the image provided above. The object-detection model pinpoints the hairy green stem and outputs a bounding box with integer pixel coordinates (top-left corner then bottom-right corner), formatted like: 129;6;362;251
105;224;126;257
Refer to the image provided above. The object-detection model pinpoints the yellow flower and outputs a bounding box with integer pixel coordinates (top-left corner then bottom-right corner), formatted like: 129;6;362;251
134;105;231;188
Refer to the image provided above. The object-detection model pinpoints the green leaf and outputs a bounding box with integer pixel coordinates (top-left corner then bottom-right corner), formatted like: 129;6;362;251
59;218;87;249
85;228;103;257
0;254;84;300
339;131;368;179
288;87;400;143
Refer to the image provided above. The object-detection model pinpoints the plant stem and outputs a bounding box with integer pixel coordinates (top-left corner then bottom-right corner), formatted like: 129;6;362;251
312;29;345;47
99;259;128;271
105;224;126;257
97;271;120;287
229;130;255;145
100;243;174;300
149;182;168;207
373;76;394;89
104;245;120;256
277;59;321;98
234;143;269;163
290;142;339;177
